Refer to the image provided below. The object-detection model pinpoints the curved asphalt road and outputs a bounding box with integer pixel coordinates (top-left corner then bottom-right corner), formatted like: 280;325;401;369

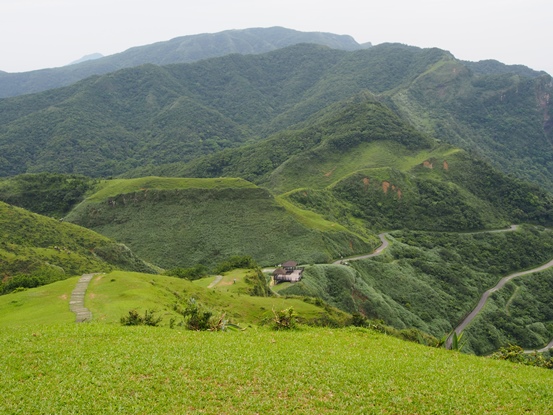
448;258;553;350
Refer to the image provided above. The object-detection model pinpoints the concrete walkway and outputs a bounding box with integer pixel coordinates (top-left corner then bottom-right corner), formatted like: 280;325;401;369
69;273;96;322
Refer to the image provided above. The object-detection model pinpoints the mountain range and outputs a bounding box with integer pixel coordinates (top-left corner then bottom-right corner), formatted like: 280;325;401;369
2;27;553;356
0;27;367;98
0;39;551;192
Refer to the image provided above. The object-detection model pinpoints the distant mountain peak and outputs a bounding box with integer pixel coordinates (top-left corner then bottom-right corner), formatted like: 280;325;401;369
68;53;104;66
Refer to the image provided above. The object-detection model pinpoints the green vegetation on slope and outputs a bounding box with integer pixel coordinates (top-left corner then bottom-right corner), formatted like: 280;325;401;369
0;277;78;325
0;27;364;98
286;149;553;233
1;42;551;194
0;172;96;218
279;226;553;354
466;268;553;355
87;176;256;201
0;201;157;294
65;179;376;268
2;324;553;414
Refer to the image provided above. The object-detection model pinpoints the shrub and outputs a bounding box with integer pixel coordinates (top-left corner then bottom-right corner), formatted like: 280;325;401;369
165;264;209;281
120;309;162;326
174;298;227;331
272;307;298;330
214;256;257;274
490;345;553;369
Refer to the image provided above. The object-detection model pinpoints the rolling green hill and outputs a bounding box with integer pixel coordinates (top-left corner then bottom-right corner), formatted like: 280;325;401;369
64;177;377;268
2;270;553;414
144;96;553;232
0;201;158;294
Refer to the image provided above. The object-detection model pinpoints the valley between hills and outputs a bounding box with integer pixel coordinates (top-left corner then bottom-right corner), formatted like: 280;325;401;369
1;27;553;413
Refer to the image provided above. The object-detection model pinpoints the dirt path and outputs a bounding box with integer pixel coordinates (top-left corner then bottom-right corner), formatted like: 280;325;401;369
207;275;223;288
69;273;97;322
448;258;553;349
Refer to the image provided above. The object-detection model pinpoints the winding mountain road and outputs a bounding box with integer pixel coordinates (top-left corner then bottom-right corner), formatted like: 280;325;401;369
448;258;553;350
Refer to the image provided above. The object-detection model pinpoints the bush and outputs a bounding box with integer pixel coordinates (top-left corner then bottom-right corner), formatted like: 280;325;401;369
120;309;162;326
272;307;298;330
214;256;257;274
165;264;209;281
490;345;553;369
174;298;227;331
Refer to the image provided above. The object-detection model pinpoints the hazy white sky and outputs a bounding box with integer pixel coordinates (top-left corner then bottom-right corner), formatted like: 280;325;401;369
1;0;551;75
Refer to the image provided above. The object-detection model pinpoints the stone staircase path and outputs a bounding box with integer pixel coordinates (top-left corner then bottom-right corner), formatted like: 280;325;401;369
69;273;96;322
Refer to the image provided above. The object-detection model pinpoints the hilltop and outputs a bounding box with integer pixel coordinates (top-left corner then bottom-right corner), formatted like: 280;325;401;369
64;177;377;268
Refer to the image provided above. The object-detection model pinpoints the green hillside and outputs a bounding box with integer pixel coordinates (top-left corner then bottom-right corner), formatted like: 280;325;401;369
65;177;376;268
0;172;96;218
465;267;553;355
0;201;157;294
278;226;553;355
1;43;551;191
151;96;553;232
0;270;348;328
2;270;553;413
2;324;552;413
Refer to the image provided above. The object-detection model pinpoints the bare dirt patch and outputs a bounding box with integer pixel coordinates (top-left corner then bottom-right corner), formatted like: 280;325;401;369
324;166;337;177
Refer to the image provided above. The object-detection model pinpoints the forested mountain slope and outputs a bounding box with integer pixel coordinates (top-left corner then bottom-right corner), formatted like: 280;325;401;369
0;43;551;191
0;27;365;98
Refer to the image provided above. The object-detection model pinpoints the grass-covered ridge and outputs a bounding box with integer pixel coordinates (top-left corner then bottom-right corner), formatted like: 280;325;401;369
86;176;256;201
66;180;377;268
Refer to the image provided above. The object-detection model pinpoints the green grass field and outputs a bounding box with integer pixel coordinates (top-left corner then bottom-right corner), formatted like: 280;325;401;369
2;323;553;414
2;270;553;413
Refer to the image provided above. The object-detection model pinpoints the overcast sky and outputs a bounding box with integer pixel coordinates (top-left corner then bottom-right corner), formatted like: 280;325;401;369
1;0;551;75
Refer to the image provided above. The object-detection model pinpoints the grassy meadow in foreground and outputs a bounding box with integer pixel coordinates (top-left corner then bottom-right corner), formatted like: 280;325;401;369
1;271;553;414
2;324;553;414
